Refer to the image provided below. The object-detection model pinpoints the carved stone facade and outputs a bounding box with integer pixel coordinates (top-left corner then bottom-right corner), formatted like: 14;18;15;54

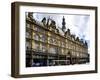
26;12;89;67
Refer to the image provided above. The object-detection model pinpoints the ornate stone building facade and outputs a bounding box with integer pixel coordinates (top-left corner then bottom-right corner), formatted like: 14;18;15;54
26;12;89;67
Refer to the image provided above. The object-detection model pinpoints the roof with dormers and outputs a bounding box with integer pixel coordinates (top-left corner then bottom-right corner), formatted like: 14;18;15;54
26;13;88;48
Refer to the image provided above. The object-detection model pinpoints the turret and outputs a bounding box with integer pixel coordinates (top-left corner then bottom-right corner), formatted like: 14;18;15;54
62;16;66;32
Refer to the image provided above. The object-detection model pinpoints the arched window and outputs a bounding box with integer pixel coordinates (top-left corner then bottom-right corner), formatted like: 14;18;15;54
62;42;65;47
68;51;71;56
40;34;47;42
49;46;57;54
55;47;59;53
33;26;38;31
33;33;40;41
34;42;40;51
49;37;53;44
26;32;31;38
41;44;46;52
26;23;30;28
26;41;31;50
53;39;57;45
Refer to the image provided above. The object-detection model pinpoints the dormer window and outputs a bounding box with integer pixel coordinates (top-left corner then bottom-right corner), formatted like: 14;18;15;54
76;37;79;41
41;17;46;25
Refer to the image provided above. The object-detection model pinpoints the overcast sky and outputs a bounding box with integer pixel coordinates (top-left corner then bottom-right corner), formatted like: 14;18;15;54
33;13;90;38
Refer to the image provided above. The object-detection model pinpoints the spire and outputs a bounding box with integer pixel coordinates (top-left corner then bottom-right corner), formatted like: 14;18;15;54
62;16;66;32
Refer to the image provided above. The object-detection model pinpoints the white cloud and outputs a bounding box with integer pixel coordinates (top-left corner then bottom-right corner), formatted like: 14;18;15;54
32;12;90;42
